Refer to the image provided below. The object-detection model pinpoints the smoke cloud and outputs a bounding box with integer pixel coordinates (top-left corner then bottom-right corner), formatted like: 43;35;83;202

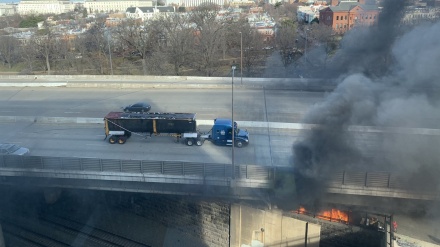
293;0;440;211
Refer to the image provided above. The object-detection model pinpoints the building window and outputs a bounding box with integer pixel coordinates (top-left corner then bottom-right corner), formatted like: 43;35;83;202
345;15;347;20
336;16;339;20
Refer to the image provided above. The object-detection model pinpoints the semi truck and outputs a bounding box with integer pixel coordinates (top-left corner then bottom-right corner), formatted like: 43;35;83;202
104;112;249;147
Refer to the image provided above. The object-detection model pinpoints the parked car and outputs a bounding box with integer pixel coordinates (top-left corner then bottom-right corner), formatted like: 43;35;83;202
123;102;151;113
0;143;30;155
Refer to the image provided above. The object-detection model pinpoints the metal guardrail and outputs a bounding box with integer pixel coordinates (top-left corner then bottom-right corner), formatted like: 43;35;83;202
324;170;440;201
0;155;274;181
1;155;437;198
326;170;438;191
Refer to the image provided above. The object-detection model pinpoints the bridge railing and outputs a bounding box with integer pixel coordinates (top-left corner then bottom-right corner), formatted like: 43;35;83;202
325;170;439;191
0;155;274;181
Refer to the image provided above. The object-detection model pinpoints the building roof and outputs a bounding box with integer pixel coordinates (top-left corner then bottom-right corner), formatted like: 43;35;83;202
126;7;136;13
329;2;379;12
138;6;174;12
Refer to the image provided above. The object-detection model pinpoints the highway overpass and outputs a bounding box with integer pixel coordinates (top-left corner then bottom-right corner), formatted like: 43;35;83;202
1;155;438;202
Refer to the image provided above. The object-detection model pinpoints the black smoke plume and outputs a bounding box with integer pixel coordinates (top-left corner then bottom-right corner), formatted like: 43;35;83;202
293;0;440;211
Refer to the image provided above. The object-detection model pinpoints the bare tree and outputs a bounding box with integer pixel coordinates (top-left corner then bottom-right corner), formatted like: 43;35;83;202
151;14;194;75
115;19;156;75
52;36;74;74
307;23;338;67
30;26;57;74
0;36;19;69
276;19;299;67
236;24;266;77
73;35;93;74
189;4;225;76
82;23;112;74
20;41;39;74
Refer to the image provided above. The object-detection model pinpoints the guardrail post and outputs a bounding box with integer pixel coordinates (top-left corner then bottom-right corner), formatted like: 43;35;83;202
41;156;44;169
182;162;185;176
224;164;226;178
161;161;164;174
59;157;64;170
141;161;144;174
388;173;391;188
342;171;345;185
365;172;368;187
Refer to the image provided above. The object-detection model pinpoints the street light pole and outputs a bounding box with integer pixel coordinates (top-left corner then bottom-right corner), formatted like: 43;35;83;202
240;32;243;84
231;65;236;179
304;28;309;63
107;29;114;75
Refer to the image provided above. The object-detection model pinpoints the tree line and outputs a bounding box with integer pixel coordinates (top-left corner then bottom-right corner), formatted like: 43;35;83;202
0;4;337;77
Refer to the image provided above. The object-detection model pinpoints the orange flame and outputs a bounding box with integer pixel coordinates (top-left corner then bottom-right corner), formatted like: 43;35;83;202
294;207;349;223
317;209;349;223
298;206;307;214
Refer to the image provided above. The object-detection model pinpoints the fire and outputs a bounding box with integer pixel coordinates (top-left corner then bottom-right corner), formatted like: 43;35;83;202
294;207;349;223
317;209;349;223
298;206;307;214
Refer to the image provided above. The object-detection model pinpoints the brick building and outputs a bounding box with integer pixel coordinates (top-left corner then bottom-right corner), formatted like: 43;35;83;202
319;0;380;33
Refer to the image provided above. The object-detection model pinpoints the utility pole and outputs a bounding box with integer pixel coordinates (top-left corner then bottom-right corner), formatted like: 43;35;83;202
107;29;114;75
240;32;243;84
231;65;236;179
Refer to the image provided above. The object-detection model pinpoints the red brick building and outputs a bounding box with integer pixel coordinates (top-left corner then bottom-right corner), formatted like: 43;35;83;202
319;0;380;33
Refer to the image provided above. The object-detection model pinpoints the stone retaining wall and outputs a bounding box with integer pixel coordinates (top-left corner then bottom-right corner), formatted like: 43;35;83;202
128;194;230;247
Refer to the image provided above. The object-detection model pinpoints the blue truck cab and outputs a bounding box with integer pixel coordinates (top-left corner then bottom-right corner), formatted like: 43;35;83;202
209;118;249;147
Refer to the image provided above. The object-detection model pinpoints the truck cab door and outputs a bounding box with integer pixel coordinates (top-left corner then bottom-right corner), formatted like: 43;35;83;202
212;126;230;145
225;127;232;145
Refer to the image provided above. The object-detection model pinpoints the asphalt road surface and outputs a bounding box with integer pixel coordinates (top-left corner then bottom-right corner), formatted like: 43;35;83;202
0;87;325;123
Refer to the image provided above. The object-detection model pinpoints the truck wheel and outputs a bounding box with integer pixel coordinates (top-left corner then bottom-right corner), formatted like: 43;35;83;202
235;140;243;148
186;138;194;146
195;138;204;146
118;136;127;144
109;136;117;144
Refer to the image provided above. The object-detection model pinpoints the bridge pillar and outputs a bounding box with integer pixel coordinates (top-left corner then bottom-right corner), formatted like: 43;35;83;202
0;224;5;247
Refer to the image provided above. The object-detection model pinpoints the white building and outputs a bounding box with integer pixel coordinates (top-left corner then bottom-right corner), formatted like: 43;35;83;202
0;3;17;16
297;4;326;23
126;6;175;21
84;0;153;13
17;0;73;15
178;0;226;8
402;7;440;24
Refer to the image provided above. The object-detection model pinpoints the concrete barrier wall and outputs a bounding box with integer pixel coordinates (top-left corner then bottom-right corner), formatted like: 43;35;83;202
0;75;336;91
230;204;320;247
